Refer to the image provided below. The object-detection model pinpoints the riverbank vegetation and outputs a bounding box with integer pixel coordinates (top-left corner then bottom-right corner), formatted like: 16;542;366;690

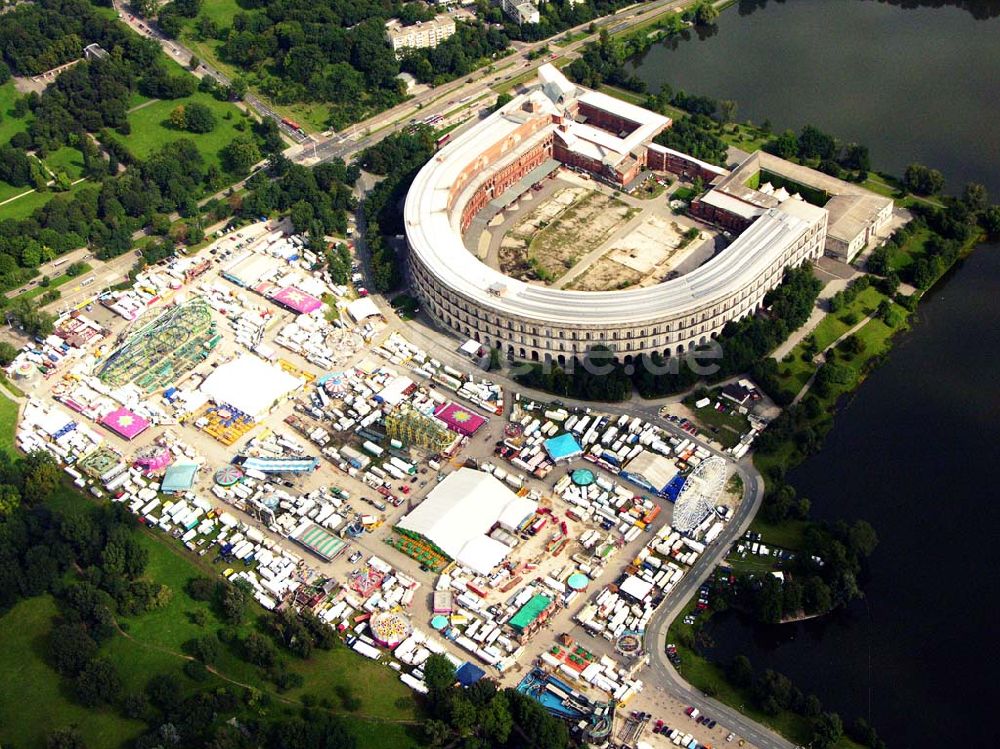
668;598;871;749
754;186;993;484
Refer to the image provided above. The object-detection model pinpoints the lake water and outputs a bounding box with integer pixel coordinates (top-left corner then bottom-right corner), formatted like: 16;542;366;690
703;246;1000;748
629;2;1000;746
629;0;1000;195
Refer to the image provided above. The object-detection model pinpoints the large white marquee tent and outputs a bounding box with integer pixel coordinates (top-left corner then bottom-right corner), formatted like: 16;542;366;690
397;468;537;574
199;354;302;418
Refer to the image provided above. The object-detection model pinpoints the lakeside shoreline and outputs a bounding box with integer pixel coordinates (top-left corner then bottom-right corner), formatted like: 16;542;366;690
666;226;986;748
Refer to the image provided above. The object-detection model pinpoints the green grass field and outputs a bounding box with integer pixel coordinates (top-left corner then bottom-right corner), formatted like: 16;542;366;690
0;596;148;749
719;122;770;153
0;179;90;221
0;392;18;456
0;148;83;210
44;146;86;179
190;0;242;30
773;285;889;400
683;389;750;448
0;179;30;203
0;80;30;143
886;226;932;272
109;91;252;169
748;517;810;550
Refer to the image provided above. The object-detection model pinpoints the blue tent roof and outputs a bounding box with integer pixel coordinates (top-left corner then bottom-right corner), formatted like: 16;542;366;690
161;462;199;493
544;432;583;462
456;662;486;687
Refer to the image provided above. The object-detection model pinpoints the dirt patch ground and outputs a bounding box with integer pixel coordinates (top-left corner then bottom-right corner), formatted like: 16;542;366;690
567;215;706;291
499;188;636;283
567;257;644;291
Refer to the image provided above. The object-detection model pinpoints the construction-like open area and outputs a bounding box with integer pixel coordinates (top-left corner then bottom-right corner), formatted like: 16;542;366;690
498;185;638;284
566;214;710;291
489;173;715;292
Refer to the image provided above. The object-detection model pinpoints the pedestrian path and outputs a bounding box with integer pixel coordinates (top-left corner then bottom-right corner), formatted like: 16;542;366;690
790;313;873;405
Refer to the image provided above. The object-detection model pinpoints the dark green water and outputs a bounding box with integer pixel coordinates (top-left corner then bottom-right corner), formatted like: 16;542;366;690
630;3;1000;746
629;0;1000;195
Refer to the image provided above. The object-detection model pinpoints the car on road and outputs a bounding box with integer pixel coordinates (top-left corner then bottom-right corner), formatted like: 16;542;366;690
726;732;735;742
348;551;362;564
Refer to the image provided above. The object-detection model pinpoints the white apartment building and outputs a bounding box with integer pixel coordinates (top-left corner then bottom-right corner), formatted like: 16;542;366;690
385;15;457;55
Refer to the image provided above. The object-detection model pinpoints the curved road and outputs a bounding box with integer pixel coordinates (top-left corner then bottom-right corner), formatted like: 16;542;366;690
647;465;795;749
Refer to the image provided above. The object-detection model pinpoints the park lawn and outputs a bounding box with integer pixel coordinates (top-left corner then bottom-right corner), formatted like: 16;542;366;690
771;284;887;402
112;509;420;722
0;179;31;202
749;516;810;550
719;122;770;153
44;145;86;179
269;100;331;134
190;0;242;30
0;372;25;399
113;91;251;168
0;180;90;221
860;171;901;199
0;596;147;749
0;80;30;143
838;314;900;366
808;285;886;351
886;226;932;272
128;90;153;110
0;391;18;456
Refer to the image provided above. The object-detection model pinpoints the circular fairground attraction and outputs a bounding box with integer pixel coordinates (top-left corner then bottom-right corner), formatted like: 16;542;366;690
567;573;589;591
214;465;244;486
323;373;348;397
430;615;449;631
504;422;523;439
134;445;171;472
615;631;643;658
370;611;413;648
571;468;595;486
13;360;35;381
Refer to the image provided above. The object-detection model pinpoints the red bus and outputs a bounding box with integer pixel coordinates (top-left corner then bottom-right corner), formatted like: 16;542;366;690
281;117;302;131
435;133;451;148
